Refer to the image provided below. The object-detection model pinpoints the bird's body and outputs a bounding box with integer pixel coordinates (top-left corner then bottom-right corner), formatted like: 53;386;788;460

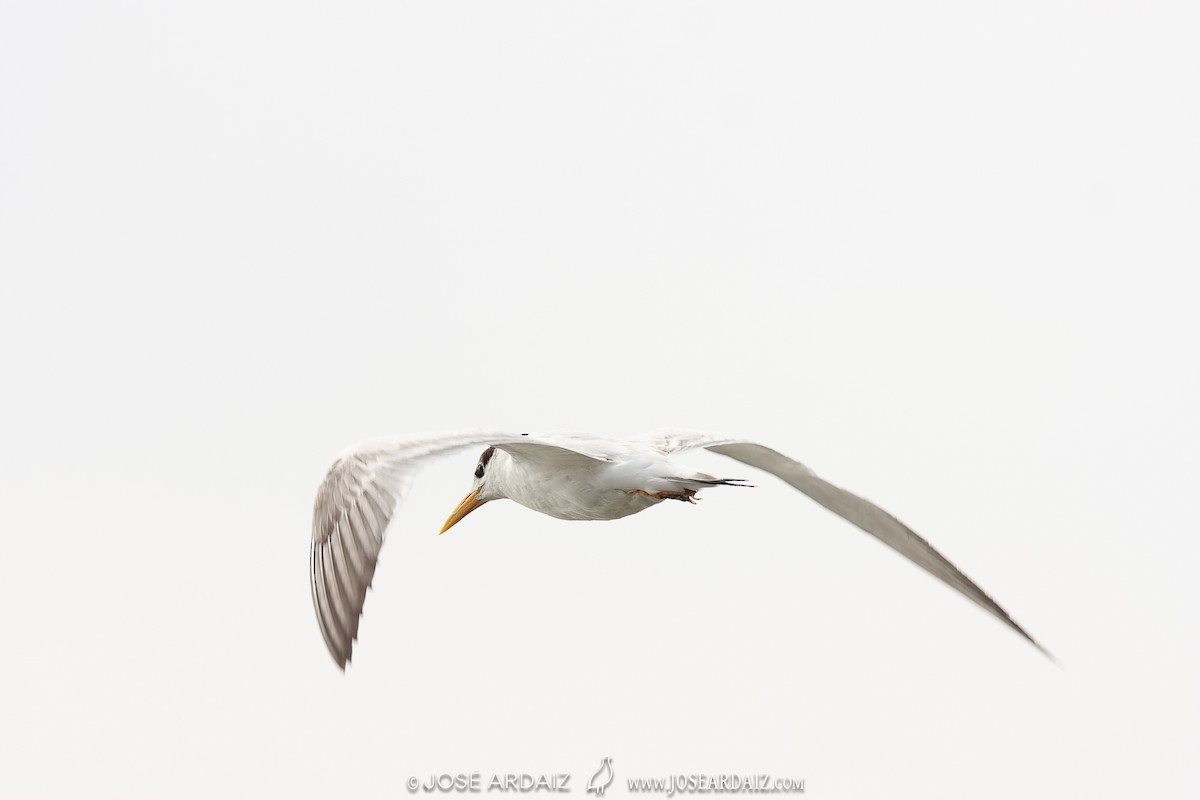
309;428;1050;668
480;435;742;520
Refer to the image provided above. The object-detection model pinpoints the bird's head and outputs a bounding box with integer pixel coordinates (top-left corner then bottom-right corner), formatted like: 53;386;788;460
439;446;499;534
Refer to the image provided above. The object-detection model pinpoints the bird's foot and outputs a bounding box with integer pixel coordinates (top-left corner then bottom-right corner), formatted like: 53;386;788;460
630;488;699;504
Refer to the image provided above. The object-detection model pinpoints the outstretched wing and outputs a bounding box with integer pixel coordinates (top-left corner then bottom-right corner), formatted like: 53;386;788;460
310;429;610;668
632;429;1051;658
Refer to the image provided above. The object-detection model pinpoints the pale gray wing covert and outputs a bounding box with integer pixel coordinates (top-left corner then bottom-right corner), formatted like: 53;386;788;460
632;430;1051;658
310;429;610;669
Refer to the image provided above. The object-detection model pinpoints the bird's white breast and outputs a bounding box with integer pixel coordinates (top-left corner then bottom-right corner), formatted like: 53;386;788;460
489;448;665;521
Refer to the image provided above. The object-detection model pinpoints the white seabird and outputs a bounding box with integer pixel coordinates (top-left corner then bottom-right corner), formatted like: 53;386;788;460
310;429;1050;668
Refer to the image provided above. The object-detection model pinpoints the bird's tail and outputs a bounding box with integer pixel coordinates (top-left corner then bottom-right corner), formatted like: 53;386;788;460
662;476;754;489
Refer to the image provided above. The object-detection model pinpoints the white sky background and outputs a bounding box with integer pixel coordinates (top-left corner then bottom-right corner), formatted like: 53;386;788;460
1;1;1198;797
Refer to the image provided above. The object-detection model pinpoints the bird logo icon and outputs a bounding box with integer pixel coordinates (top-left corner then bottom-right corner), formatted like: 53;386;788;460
586;756;613;796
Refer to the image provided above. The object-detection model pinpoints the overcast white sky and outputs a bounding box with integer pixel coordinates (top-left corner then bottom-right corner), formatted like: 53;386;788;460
2;2;1198;798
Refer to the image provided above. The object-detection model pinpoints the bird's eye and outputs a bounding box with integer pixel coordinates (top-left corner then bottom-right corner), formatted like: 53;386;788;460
474;446;496;480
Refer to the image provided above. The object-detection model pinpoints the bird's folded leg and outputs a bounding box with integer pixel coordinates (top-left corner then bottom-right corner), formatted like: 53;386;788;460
630;488;699;504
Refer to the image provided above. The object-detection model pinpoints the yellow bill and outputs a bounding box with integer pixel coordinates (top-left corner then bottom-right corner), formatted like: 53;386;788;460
439;487;487;534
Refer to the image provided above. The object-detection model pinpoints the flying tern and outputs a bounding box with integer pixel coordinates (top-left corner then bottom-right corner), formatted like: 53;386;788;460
310;429;1049;668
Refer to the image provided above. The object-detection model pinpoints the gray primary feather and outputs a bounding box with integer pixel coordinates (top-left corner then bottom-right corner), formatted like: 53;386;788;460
309;430;611;668
632;429;1051;659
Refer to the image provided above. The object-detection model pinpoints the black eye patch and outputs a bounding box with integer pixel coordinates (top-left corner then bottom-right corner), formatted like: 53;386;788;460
475;446;496;479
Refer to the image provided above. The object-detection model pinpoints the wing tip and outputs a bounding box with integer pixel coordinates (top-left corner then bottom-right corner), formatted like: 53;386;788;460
999;612;1057;666
1023;632;1060;667
325;640;352;671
